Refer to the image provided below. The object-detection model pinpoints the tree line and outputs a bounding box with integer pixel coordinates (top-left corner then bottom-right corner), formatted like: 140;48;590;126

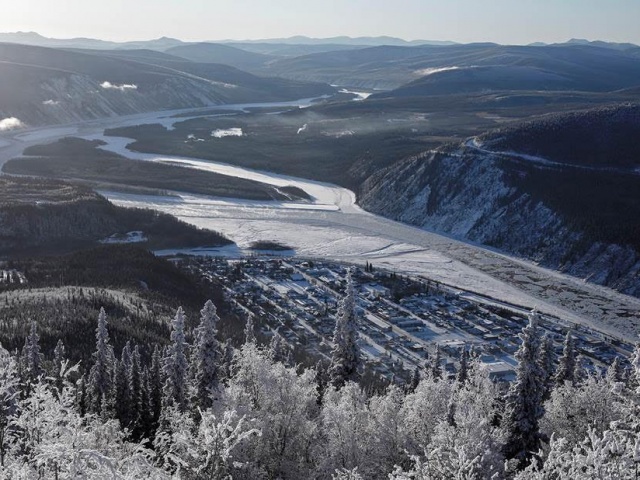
0;270;639;478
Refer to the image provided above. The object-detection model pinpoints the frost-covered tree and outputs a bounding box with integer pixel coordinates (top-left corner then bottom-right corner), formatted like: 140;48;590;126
542;371;626;446
554;330;576;387
163;307;189;412
191;300;222;411
503;308;546;467
227;343;318;479
128;344;144;439
606;356;624;384
0;346;19;467
517;424;640;480
149;344;163;431
7;363;164;478
22;322;44;387
88;308;114;414
424;362;506;479
154;405;259;478
52;339;66;394
407;366;421;393
329;270;360;388
431;343;443;380
244;314;256;344
456;347;469;386
320;382;372;476
538;334;555;401
401;372;455;454
114;341;133;428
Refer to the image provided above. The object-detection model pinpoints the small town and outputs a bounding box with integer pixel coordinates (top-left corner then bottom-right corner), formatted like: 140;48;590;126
182;255;634;384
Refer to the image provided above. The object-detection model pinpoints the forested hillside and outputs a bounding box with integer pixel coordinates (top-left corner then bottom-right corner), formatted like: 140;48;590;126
0;177;230;255
0;284;638;478
360;104;640;296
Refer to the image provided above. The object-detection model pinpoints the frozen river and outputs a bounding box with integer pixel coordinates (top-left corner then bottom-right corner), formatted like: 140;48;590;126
1;99;639;341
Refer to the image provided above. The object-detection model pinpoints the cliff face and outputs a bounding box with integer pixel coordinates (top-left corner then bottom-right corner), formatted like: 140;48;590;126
359;147;640;297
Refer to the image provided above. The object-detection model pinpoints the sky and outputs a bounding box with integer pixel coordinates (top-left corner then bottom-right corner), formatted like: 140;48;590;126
2;0;640;45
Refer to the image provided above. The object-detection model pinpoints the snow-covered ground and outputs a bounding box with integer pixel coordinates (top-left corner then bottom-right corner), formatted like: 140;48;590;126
2;99;640;342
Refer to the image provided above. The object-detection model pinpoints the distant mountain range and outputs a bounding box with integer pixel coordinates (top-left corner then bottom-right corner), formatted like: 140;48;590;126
0;43;333;126
0;32;457;50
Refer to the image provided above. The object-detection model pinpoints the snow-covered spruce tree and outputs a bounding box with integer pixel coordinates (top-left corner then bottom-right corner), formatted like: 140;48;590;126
606;356;624;384
162;307;189;412
554;330;576;387
114;341;133;429
149;344;163;432
191;299;222;411
128;344;144;440
22;321;44;389
88;307;114;414
503;308;546;468
456;347;469;386
538;334;555;401
407;366;421;393
52;339;66;394
329;269;360;389
431;343;443;380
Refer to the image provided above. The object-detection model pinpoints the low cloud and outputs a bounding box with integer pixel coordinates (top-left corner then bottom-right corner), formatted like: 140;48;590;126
0;117;25;131
415;66;462;76
100;81;138;92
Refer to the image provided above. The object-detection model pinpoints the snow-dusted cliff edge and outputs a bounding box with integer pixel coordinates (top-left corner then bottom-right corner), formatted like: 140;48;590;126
359;147;640;297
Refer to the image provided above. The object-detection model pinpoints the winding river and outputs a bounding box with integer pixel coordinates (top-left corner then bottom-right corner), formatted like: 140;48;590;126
1;98;640;341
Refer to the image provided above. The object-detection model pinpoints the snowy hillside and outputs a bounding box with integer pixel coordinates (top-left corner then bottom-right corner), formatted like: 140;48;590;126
360;146;640;297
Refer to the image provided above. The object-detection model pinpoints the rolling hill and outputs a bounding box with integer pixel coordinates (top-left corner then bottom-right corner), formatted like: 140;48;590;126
0;43;333;126
263;43;640;91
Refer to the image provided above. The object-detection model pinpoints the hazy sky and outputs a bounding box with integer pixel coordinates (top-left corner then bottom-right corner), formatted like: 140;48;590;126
3;0;640;44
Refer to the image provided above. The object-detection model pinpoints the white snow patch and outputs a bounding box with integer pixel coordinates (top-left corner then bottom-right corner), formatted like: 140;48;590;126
42;99;60;106
297;124;308;135
211;128;243;138
0;117;25;131
100;231;147;244
100;81;138;92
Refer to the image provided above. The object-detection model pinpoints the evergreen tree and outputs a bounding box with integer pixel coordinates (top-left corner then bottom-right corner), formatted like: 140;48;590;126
456;347;469;385
244;314;256;344
504;309;546;467
114;342;133;429
88;308;114;414
407;366;421;393
52;339;66;395
269;329;287;364
329;270;360;389
554;331;576;387
606;356;624;384
128;345;143;439
191;300;221;410
23;322;43;386
163;307;189;412
431;344;442;380
149;345;163;434
538;334;555;401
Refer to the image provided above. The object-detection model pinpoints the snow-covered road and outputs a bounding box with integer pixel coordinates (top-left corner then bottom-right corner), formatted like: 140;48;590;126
2;101;639;341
